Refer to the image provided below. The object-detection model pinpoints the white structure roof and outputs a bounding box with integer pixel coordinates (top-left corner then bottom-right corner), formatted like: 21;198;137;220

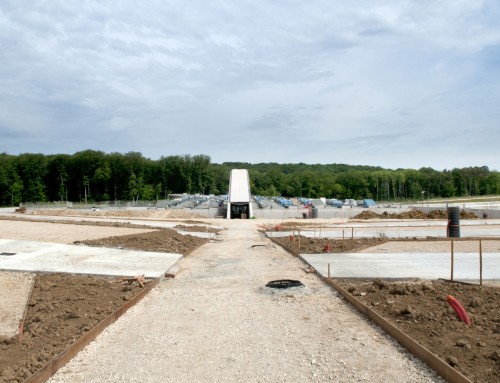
228;169;251;203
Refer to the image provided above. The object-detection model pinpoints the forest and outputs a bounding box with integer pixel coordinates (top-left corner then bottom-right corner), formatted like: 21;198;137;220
0;150;499;206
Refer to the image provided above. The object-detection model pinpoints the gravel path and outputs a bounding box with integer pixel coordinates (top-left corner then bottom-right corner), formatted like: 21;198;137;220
47;221;442;383
0;272;35;337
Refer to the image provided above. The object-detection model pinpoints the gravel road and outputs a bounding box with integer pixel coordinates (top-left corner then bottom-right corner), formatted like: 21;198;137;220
47;220;443;383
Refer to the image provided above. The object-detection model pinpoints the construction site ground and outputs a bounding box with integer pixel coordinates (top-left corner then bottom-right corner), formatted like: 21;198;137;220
0;209;498;382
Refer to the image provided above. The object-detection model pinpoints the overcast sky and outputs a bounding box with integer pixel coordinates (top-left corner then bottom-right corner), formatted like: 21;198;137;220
1;1;499;170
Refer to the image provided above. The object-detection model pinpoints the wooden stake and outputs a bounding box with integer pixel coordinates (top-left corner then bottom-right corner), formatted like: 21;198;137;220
450;239;454;282
351;227;354;249
479;239;483;286
343;229;345;240
328;263;331;278
18;320;23;342
298;229;301;251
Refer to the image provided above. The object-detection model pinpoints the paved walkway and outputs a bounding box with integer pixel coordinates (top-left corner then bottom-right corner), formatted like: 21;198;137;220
47;221;442;383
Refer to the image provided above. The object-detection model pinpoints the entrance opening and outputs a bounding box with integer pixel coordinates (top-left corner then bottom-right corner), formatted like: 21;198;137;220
0;252;16;256
230;203;250;219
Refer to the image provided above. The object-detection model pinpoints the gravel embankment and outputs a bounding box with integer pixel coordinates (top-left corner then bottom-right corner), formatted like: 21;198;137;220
47;221;443;383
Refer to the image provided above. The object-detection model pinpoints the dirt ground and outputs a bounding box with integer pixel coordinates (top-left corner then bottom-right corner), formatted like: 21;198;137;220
270;235;500;383
335;279;500;383
0;217;210;383
0;273;145;383
271;235;500;255
271;236;388;254
77;227;209;255
0;210;498;382
352;209;479;220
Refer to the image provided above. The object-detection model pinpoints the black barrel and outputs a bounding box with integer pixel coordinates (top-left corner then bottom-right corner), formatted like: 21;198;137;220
217;206;227;218
311;207;318;219
447;206;460;238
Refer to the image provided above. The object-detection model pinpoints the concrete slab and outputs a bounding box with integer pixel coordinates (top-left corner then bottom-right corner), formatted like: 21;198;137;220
0;212;225;231
267;222;500;239
302;252;500;281
0;239;182;279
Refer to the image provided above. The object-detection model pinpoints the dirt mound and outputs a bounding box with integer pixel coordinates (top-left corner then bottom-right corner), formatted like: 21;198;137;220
174;224;220;233
353;209;478;220
350;211;380;220
391;210;431;219
427;210;448;219
336;279;500;383
460;210;479;219
77;229;209;255
271;236;387;254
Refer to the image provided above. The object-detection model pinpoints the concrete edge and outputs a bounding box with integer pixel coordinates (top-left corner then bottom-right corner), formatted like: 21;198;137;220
164;264;181;279
23;277;160;383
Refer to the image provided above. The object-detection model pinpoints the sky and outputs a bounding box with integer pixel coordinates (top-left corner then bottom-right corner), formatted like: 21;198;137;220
1;1;499;171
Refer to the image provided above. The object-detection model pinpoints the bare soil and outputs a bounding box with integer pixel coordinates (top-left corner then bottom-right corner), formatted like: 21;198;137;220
352;209;478;220
271;235;500;255
0;228;209;383
271;236;388;254
0;274;144;383
335;279;500;383
0;211;498;382
76;228;209;255
174;224;220;233
270;236;500;383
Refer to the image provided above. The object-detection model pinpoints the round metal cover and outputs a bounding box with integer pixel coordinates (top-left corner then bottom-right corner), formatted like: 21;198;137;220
266;279;304;289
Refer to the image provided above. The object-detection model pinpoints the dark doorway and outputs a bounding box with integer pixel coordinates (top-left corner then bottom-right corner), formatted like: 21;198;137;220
230;203;250;219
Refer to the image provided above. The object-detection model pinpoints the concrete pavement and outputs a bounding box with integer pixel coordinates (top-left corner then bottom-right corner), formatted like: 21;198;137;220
0;239;182;279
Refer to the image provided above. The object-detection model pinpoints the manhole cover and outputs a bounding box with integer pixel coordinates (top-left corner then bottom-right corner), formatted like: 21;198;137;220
266;279;304;289
0;252;16;256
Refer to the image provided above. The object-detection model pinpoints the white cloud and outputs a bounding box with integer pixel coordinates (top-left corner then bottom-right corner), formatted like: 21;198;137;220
0;0;499;170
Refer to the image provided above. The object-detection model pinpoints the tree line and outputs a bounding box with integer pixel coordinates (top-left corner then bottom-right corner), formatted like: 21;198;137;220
0;150;499;206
